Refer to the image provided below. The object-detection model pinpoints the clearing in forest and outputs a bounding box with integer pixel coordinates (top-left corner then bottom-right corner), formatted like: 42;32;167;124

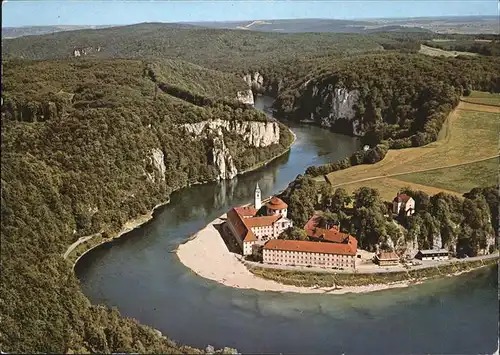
324;95;500;198
461;90;500;107
419;44;478;57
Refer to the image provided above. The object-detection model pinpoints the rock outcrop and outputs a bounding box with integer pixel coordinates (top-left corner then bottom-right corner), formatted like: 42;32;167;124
277;80;364;136
432;232;443;250
236;89;254;106
181;119;280;148
484;234;496;255
73;46;101;57
243;72;264;92
211;136;238;180
310;85;362;135
144;148;166;183
181;119;280;180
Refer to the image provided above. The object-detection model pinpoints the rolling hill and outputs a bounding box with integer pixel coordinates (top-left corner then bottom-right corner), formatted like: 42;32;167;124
1;57;293;353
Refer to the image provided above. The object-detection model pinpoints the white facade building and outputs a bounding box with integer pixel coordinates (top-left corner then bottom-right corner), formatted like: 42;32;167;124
393;193;415;216
226;185;293;256
263;239;357;269
415;249;450;261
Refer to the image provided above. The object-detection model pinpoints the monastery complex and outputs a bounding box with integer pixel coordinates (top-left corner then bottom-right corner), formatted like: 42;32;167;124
226;184;294;256
222;184;453;272
226;184;359;269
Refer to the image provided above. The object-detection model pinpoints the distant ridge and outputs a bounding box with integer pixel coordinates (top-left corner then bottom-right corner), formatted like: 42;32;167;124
3;15;498;39
2;25;117;39
185;16;498;34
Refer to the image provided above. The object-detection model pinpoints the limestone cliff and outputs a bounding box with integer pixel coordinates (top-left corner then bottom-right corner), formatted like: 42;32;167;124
242;71;284;97
274;77;364;136
308;83;362;136
181;119;281;180
211;136;238;180
243;72;264;92
236;89;255;106
144;148;166;183
483;234;496;255
181;119;280;148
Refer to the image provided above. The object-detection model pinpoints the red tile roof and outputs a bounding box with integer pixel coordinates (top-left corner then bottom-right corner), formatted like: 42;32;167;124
227;208;257;242
304;215;323;234
348;235;358;252
234;206;258;218
245;215;281;228
304;214;350;244
394;194;411;203
264;239;356;256
227;206;284;242
266;197;288;210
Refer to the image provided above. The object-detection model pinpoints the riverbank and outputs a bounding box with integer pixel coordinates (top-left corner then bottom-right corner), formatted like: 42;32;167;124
176;213;499;294
68;200;170;269
176;215;411;294
66;124;297;269
249;256;499;288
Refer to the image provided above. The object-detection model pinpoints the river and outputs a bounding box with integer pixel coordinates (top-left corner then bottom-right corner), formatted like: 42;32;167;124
75;96;499;354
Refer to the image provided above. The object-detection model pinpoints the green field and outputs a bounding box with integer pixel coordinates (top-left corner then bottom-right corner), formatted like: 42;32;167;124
325;99;500;199
419;44;477;57
462;91;500;107
396;157;499;194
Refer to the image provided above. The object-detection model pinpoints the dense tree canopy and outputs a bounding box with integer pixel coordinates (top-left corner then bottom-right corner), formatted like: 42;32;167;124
275;53;500;147
280;179;498;255
1;58;291;353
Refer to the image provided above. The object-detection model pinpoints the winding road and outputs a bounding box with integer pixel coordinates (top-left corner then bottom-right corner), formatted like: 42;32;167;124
63;233;100;259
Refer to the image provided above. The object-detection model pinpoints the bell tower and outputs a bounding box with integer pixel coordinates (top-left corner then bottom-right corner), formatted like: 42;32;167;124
254;183;261;210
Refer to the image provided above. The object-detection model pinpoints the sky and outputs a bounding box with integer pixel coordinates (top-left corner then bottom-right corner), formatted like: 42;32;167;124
2;0;499;28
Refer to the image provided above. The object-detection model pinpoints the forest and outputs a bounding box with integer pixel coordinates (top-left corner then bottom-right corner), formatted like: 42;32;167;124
274;53;500;144
1;24;499;354
1;58;291;353
279;175;498;257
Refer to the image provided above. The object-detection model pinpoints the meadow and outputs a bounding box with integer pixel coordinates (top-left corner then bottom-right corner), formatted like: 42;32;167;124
419;43;478;57
461;90;500;107
325;94;500;199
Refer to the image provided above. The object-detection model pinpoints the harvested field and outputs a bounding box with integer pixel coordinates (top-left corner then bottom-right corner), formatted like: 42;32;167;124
461;91;500;107
419;44;477;57
324;97;499;197
339;177;464;201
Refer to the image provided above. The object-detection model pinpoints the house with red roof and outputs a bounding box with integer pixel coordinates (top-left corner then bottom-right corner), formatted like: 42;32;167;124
392;193;415;216
263;213;360;269
225;184;293;255
303;214;351;244
263;238;357;269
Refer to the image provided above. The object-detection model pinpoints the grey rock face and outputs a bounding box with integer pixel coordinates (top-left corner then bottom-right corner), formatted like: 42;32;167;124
243;72;264;91
145;148;166;183
212;136;238;180
307;83;363;136
181;119;280;181
236;89;254;106
181;119;280;148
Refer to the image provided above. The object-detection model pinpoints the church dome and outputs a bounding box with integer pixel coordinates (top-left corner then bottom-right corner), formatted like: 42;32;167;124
266;197;288;210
